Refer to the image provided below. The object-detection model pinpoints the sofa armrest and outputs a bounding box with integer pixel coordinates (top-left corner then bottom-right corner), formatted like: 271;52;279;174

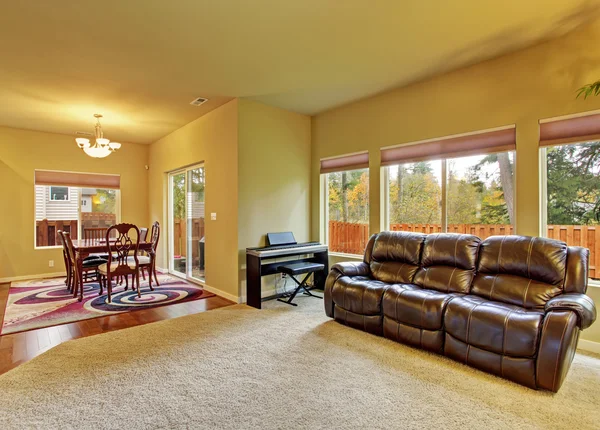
545;293;597;330
324;262;371;318
331;261;371;277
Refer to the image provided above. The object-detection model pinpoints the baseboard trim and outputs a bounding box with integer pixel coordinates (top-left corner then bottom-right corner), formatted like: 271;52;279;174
0;271;67;284
577;339;600;354
238;287;289;305
157;268;241;303
201;284;240;304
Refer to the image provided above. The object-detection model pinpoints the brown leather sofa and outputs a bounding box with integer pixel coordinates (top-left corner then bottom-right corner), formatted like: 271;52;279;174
324;231;596;392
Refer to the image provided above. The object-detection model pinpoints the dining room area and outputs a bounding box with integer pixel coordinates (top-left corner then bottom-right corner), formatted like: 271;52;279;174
0;135;236;374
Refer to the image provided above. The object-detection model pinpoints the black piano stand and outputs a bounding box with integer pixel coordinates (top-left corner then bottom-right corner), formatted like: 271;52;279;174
246;248;328;309
277;273;323;306
276;262;325;306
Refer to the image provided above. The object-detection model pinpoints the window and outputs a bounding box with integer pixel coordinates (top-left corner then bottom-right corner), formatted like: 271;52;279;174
168;164;206;282
36;186;120;247
320;152;370;255
324;168;370;255
382;127;516;239
49;186;69;201
388;161;442;230
541;140;600;280
34;171;121;248
540;113;600;281
385;153;514;238
446;153;515;229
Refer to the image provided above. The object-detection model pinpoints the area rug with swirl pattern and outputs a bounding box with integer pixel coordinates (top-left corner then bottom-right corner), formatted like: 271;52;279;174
1;274;214;335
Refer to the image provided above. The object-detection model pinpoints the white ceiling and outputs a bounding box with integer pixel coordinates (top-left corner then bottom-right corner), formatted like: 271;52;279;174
0;0;598;144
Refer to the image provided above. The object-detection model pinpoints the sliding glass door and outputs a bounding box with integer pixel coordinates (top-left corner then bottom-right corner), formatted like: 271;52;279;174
168;164;205;283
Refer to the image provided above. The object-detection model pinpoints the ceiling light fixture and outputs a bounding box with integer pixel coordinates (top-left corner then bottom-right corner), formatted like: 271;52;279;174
75;114;121;158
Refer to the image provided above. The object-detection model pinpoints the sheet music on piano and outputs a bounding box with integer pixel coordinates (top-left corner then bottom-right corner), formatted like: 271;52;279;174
245;232;329;308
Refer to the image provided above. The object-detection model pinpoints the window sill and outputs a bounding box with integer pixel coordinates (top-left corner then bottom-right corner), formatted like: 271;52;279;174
34;246;62;250
328;251;364;260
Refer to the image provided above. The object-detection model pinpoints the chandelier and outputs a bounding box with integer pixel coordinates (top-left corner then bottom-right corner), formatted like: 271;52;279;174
75;114;121;158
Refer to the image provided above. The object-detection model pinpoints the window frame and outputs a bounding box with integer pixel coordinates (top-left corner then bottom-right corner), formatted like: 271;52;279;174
48;186;70;202
539;141;599;286
381;150;516;233
321;167;370;257
34;185;121;250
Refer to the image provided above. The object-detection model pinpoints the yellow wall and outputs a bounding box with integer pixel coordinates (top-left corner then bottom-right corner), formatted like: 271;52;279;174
311;17;600;240
148;99;239;300
0;126;149;280
311;18;600;343
237;99;311;298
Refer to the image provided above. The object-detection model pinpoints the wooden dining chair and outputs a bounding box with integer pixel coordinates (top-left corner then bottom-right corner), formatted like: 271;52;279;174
62;231;105;298
57;230;72;291
138;227;149;281
84;227;108;241
98;223;141;303
134;221;160;288
140;227;148;242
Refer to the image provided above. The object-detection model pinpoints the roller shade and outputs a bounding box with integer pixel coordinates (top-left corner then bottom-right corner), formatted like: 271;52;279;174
320;152;369;174
35;170;120;189
381;126;516;166
540;113;600;147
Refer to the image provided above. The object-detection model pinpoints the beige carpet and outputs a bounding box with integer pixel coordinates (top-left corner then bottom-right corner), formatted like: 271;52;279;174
1;296;600;429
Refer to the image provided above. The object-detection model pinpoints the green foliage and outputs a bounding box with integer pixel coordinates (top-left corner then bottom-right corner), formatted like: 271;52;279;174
389;164;441;224
546;142;600;225
577;80;600;99
387;156;514;226
446;172;479;224
479;184;510;224
172;168;206;221
93;189;116;214
172;173;186;220
328;169;369;223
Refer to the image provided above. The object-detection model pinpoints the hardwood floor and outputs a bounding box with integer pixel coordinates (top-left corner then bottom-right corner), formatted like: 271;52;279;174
0;281;235;376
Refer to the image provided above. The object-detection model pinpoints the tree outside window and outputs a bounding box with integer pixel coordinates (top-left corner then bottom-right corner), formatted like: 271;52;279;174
326;168;369;254
387;152;515;236
546;141;600;225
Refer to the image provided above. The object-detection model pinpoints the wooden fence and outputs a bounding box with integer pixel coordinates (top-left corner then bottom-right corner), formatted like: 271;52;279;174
328;221;370;256
36;213;117;247
36;219;78;247
390;223;514;237
173;218;205;260
328;221;598;279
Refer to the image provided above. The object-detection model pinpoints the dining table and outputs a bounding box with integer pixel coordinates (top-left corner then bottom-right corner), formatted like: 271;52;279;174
71;238;152;301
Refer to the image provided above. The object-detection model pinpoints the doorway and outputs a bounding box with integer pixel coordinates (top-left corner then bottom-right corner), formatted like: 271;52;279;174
168;164;206;283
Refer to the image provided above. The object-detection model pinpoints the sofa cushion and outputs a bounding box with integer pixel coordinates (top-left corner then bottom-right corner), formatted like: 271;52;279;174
413;233;481;293
383;317;445;353
444;334;537;389
330;276;389;316
369;231;426;284
472;235;567;308
334;306;383;336
382;284;455;331
444;295;544;358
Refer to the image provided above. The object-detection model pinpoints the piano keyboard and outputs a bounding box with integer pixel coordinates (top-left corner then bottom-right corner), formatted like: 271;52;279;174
246;243;328;258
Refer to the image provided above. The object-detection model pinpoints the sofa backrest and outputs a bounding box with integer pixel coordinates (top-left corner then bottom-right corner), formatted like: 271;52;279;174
370;231;426;284
363;234;377;265
472;235;567;308
413;233;481;293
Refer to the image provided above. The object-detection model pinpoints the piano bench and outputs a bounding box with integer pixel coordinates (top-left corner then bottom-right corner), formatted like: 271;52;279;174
277;262;325;276
276;262;325;307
